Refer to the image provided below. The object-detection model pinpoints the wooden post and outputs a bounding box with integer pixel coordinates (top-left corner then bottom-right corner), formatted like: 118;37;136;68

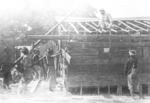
108;85;110;94
148;84;150;96
80;83;83;96
117;85;122;95
98;85;100;95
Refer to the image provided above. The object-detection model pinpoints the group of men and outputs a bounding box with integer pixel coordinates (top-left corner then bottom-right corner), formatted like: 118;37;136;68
0;44;58;93
0;9;144;99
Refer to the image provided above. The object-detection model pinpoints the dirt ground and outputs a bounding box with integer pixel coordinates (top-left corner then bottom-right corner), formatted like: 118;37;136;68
0;81;150;103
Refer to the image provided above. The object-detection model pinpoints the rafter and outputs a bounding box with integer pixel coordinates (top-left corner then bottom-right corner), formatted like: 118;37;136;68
86;22;102;33
77;22;91;33
143;21;150;25
60;24;67;32
69;22;79;34
110;28;117;32
118;20;138;31
114;24;129;32
91;21;98;27
102;29;107;32
134;20;150;28
126;22;148;31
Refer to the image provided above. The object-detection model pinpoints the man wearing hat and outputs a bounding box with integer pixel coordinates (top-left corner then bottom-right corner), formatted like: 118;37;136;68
124;50;143;99
95;9;113;30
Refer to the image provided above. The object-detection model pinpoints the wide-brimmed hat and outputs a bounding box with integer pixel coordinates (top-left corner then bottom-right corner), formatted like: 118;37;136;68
129;50;136;56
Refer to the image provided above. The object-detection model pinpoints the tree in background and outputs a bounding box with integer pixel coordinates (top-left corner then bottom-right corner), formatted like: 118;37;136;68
0;0;96;46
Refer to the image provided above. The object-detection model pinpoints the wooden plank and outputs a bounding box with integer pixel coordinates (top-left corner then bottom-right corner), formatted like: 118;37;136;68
67;75;128;87
62;49;71;64
70;58;150;65
69;53;99;56
69;48;98;54
68;42;150;48
71;58;109;65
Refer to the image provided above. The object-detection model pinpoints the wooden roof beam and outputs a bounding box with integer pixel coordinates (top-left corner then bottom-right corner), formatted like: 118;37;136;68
77;22;92;33
110;28;117;33
60;24;67;32
28;34;150;41
91;22;98;27
143;21;150;25
118;20;138;32
86;22;102;33
126;22;148;32
69;22;79;34
134;20;150;28
113;25;129;32
102;29;107;32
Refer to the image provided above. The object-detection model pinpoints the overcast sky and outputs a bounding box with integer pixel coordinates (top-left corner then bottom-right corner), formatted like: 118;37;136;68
89;0;150;18
0;0;150;18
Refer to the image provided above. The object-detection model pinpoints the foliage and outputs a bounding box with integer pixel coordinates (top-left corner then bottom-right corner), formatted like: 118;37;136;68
0;0;97;45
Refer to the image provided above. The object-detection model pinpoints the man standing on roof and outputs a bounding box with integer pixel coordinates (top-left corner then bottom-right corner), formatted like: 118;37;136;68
124;50;144;99
95;9;113;30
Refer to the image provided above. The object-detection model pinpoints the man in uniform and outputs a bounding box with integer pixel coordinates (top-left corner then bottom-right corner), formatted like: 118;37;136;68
124;50;143;99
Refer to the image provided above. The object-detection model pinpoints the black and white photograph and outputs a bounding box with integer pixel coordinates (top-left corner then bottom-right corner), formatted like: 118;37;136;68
0;0;150;103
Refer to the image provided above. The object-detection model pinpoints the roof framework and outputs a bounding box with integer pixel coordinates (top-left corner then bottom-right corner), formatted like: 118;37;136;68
55;17;150;35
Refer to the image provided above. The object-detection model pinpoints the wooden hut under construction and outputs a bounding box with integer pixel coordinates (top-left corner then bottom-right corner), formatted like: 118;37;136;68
28;17;150;95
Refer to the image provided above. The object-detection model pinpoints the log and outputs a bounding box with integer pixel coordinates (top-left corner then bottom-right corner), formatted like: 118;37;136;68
68;42;150;48
71;58;109;65
28;35;150;41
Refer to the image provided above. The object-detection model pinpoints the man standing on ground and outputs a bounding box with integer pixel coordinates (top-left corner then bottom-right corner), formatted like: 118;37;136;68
124;50;143;99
